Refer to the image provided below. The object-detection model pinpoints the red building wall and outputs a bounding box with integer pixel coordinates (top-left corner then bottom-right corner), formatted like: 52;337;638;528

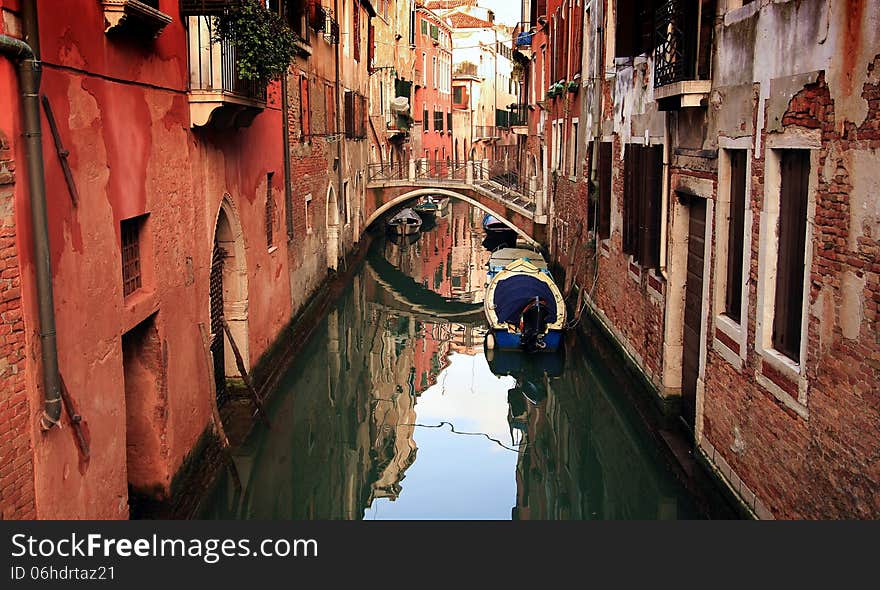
0;0;297;518
413;9;453;166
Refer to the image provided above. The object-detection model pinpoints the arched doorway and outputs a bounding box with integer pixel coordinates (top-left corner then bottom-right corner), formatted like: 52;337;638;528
210;198;249;407
326;184;340;270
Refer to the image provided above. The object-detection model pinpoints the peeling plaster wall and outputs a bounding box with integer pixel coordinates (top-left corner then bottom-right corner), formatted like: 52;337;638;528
0;0;307;518
700;0;880;519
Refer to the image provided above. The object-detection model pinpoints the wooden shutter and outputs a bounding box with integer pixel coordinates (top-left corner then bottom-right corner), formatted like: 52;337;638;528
344;91;355;138
598;142;612;239
299;74;310;139
640;145;663;269
725;150;747;321
772;150;810;361
623;145;644;259
353;1;361;62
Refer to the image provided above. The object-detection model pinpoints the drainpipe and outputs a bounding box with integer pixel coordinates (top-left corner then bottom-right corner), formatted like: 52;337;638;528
0;0;63;430
588;0;605;289
334;0;344;227
658;113;670;281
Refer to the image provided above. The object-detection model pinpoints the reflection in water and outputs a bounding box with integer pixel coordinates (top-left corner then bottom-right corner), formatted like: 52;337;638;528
198;201;699;520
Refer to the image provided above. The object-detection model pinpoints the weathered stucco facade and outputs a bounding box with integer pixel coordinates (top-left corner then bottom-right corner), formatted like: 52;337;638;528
518;0;880;518
0;0;375;519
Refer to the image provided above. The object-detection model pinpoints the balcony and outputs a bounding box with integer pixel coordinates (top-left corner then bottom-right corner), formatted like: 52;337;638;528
509;105;529;133
474;126;499;141
187;16;267;128
512;22;534;58
653;0;712;110
102;0;172;37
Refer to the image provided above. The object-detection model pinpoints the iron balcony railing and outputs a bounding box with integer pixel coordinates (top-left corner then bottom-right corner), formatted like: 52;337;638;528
188;15;267;101
654;0;703;88
509;105;529;127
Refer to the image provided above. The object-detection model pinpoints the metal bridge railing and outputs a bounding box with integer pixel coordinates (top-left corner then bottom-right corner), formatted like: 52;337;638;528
367;159;537;213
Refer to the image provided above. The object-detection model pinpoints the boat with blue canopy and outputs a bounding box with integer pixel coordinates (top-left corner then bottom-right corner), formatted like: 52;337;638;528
483;248;566;352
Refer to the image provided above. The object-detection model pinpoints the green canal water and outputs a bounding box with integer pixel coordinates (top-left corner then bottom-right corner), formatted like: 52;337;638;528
198;201;710;520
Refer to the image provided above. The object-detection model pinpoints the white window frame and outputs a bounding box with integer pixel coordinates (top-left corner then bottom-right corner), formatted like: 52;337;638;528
712;139;753;370
754;131;819;419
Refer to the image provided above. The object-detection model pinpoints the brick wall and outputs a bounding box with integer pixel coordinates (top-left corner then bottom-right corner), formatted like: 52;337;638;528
587;137;667;387
702;67;880;519
0;130;36;519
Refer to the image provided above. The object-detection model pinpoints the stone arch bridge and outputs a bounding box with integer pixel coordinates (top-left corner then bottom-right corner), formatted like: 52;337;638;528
365;160;548;246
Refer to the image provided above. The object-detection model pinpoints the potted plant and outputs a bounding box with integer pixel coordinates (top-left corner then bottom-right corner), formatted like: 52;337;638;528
213;0;300;81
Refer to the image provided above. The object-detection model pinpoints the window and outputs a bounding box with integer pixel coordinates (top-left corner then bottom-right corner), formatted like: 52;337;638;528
434;110;444;133
421;18;427;35
121;216;145;298
325;83;336;134
353;2;361;62
344;91;366;139
614;0;659;58
342;181;350;225
772;150;810;361
453;86;464;106
597;142;612;239
305;193;313;234
266;172;275;248
432;56;438;88
447;111;452;134
724;150;747;322
622;144;663;268
423;108;429;132
409;8;416;46
571;119;579;176
422;53;427;86
299;74;310;139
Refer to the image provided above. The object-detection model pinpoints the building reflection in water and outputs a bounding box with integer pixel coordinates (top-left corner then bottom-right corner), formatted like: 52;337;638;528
197;200;698;520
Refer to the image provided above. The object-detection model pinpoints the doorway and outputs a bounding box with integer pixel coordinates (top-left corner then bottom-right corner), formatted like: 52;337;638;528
681;197;707;430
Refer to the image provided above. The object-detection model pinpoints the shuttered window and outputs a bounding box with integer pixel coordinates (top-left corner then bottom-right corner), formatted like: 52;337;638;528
344;91;355;138
622;144;663;267
353;1;361;62
299;74;310;139
772;150;810;362
725;150;747;322
597;142;612;239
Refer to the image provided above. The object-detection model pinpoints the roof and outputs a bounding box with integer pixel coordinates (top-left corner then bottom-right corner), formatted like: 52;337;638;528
447;12;494;29
424;0;478;9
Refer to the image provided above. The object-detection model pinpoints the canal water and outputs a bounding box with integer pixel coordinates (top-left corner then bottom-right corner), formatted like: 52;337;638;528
198;200;704;520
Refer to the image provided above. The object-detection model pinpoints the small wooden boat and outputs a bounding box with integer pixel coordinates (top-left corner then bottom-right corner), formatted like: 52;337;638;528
386;208;422;235
482;213;510;234
483;248;566;352
413;197;440;216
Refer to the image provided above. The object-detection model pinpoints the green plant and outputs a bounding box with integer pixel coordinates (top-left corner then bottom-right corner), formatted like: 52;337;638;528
213;0;299;81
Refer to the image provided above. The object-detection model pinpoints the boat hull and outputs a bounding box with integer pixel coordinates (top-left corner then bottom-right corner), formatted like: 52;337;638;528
490;328;563;352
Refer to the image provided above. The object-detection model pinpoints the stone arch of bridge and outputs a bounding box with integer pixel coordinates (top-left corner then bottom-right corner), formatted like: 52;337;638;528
364;188;538;247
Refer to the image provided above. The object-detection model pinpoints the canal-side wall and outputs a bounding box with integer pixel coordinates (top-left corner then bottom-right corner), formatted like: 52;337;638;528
543;0;880;519
0;0;373;519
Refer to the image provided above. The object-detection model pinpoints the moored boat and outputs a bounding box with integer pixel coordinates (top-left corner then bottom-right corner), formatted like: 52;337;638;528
386;208;422;235
482;213;511;234
413;196;440;216
483;248;566;352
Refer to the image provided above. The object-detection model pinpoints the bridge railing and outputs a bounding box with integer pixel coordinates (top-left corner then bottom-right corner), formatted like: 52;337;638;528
472;161;535;207
368;162;409;183
368;159;537;211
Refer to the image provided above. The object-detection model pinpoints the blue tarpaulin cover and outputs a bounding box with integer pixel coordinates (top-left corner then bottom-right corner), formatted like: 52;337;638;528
493;275;558;325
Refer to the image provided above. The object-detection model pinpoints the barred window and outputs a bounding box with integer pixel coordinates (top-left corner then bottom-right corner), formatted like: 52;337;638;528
121;216;145;298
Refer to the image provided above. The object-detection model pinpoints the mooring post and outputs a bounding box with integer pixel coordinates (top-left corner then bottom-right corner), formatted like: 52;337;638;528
220;318;271;428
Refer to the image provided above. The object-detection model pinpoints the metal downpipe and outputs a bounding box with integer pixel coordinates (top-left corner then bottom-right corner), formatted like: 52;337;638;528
0;1;63;430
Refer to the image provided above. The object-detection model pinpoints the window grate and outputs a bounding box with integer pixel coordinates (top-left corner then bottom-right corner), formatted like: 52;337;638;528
121;218;142;298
